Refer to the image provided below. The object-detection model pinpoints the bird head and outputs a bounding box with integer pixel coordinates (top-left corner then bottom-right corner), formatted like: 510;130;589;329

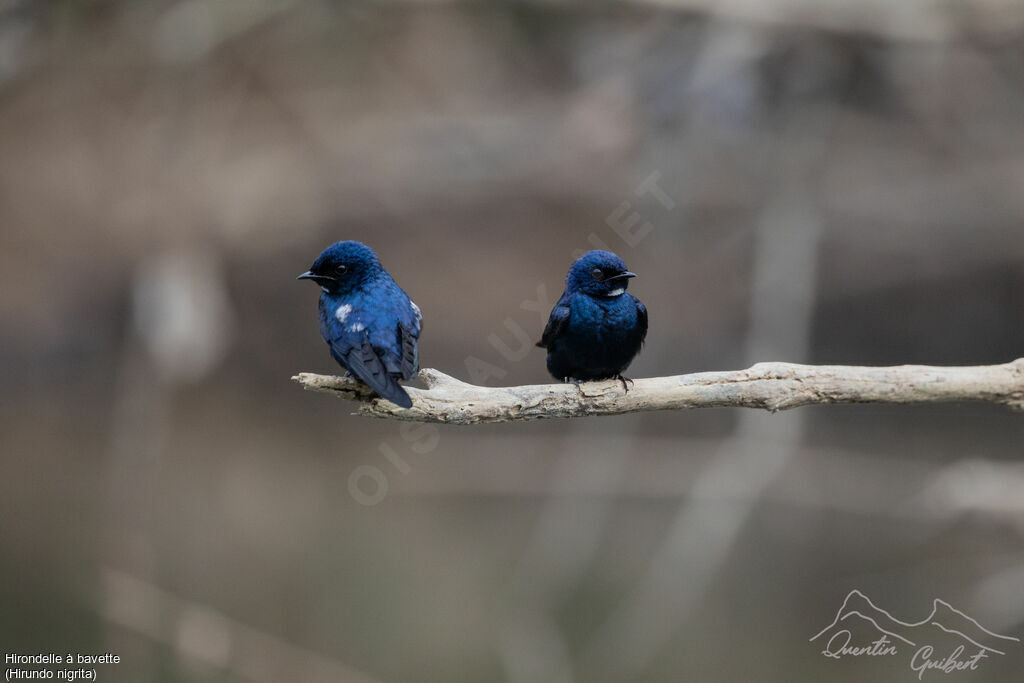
297;241;384;293
566;250;636;297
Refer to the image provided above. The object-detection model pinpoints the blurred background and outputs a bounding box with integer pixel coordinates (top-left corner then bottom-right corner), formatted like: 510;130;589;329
2;1;1024;681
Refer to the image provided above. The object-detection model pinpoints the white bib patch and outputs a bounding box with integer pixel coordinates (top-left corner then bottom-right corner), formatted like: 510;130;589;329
607;288;626;297
335;303;353;323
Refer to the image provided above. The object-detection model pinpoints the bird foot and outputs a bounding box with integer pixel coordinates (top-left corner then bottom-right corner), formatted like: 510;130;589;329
615;375;634;392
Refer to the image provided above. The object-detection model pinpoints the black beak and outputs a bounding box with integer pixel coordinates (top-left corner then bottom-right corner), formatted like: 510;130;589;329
608;271;637;281
297;271;336;286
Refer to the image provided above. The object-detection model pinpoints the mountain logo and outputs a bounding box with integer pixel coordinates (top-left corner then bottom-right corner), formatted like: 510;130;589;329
810;590;1019;678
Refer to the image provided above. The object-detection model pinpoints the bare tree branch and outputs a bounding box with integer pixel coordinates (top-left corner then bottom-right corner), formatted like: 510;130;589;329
293;359;1024;424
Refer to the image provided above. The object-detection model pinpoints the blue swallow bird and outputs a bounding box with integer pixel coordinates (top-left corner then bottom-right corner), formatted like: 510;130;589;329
537;250;647;386
298;241;421;408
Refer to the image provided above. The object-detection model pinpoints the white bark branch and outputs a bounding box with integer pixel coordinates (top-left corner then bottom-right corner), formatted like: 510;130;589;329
292;359;1024;424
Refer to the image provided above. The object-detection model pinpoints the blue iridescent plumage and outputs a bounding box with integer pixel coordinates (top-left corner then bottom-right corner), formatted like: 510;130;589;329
537;250;647;384
299;241;421;408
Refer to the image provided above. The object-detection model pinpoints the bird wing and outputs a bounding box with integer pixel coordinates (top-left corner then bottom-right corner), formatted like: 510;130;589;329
398;321;419;380
390;299;421;380
537;297;572;348
328;332;413;409
635;298;648;345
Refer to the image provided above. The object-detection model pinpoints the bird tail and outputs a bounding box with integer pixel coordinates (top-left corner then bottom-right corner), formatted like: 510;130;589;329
377;376;413;409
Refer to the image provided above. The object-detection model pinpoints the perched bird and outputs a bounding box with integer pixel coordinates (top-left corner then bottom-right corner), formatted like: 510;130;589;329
537;250;647;386
298;241;421;408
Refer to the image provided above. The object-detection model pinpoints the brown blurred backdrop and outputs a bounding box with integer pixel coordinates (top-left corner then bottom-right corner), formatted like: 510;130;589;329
1;1;1024;681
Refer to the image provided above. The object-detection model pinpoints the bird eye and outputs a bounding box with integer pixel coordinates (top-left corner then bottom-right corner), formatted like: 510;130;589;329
590;267;604;280
335;264;349;275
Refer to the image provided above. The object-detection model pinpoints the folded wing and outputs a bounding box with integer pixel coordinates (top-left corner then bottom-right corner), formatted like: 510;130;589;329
328;332;413;409
635;299;648;345
537;300;571;348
